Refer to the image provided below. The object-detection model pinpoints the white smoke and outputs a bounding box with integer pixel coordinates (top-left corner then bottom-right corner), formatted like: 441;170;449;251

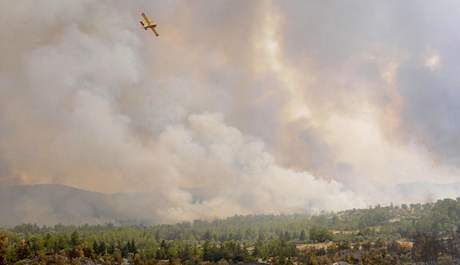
1;0;460;223
0;0;366;222
152;113;364;221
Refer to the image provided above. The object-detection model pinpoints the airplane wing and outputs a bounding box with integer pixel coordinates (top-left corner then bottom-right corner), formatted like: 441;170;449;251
150;28;159;37
141;13;151;25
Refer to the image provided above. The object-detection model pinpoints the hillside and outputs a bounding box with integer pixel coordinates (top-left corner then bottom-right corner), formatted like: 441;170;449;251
0;184;162;226
2;183;460;228
3;198;460;264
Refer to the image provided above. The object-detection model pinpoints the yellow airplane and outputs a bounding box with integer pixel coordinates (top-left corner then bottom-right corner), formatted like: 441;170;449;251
140;12;159;37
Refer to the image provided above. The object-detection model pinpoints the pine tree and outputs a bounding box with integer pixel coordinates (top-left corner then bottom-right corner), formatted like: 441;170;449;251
92;240;99;255
299;230;306;241
0;234;7;265
70;231;81;247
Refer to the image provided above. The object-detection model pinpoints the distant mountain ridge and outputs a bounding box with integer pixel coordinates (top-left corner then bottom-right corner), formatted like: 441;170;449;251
0;184;159;227
1;182;460;227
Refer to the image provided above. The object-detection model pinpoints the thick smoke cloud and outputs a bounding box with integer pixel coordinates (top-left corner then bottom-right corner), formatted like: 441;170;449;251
269;1;460;193
274;1;460;168
0;0;459;223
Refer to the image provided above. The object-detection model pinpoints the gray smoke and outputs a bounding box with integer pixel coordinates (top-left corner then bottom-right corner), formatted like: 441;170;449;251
1;0;460;223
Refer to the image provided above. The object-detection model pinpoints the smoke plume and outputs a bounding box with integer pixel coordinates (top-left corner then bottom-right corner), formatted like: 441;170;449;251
1;0;460;223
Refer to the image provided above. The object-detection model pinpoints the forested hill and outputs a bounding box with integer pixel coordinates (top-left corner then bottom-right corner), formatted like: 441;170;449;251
2;198;460;264
9;198;460;242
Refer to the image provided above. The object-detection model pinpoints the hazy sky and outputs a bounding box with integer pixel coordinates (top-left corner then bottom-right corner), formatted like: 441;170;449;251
1;1;460;222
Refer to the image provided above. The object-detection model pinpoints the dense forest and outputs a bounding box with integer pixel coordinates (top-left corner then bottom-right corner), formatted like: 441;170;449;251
1;198;460;264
